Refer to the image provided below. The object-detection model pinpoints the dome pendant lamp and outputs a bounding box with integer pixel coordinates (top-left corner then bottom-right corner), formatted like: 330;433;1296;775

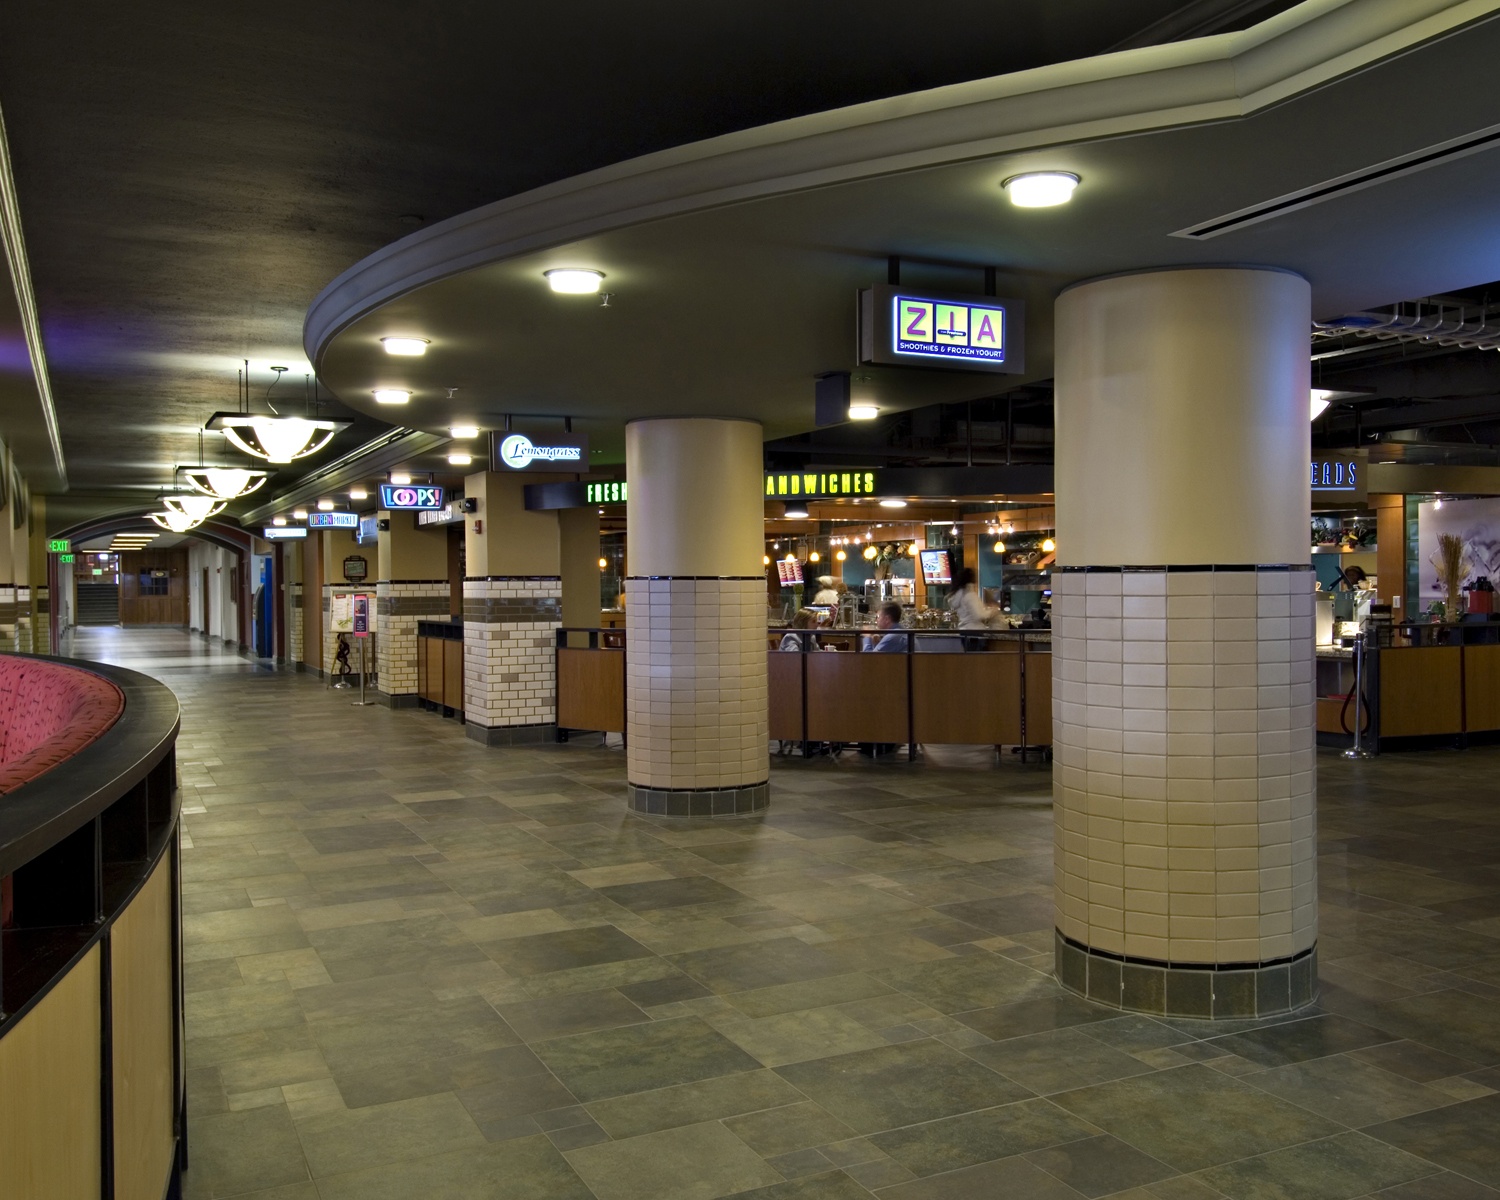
206;363;350;465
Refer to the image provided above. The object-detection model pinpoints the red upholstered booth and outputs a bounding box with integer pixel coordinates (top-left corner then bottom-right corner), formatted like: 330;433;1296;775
0;655;125;925
0;656;125;793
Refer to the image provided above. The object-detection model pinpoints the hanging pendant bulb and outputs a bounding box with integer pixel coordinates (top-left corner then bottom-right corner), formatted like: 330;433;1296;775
162;494;226;521
149;509;203;533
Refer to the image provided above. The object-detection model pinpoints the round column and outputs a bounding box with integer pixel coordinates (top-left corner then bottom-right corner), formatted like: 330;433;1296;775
624;418;769;817
1052;267;1317;1018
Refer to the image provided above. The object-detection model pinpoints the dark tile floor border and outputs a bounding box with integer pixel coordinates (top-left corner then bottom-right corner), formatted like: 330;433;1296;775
1055;931;1318;1019
466;722;557;746
627;780;770;818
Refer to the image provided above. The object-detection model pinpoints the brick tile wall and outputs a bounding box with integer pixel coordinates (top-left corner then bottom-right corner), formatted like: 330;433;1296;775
1051;566;1316;966
463;577;561;729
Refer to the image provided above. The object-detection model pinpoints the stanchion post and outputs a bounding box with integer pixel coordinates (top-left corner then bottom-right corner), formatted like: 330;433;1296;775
1343;628;1374;760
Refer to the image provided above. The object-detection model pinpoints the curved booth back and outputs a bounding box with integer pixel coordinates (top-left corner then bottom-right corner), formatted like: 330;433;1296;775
0;655;182;1200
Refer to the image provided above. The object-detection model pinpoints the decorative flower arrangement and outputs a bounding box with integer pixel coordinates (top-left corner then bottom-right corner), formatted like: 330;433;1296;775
1431;532;1473;620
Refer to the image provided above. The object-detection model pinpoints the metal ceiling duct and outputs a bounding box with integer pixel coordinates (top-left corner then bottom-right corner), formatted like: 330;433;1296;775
1314;303;1500;353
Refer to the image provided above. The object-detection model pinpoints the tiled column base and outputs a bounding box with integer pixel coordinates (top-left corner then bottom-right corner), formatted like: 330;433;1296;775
377;580;449;704
625;576;769;818
627;781;769;818
1052;564;1317;990
289;584;304;664
463;577;561;742
1056;931;1317;1018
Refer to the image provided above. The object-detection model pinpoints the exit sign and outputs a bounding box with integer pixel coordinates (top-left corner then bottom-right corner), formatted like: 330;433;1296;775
59;553;75;563
48;539;69;553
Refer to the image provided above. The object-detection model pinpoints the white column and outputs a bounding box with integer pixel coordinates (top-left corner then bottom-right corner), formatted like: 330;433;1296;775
1052;267;1317;1018
625;418;768;816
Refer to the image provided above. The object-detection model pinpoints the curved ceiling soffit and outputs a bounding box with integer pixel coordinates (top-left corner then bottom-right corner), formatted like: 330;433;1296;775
304;0;1498;365
54;514;255;557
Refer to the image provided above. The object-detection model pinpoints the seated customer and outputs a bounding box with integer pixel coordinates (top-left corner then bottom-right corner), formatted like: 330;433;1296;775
778;608;822;652
863;602;908;652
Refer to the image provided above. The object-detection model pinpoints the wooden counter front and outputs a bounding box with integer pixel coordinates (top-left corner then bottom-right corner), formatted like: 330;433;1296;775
768;652;803;741
1379;646;1463;738
805;652;909;743
443;639;464;710
557;647;625;733
912;650;1021;745
1463;644;1500;734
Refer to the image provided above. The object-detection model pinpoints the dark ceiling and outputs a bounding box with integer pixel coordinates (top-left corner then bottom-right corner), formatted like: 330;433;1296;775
0;0;1307;516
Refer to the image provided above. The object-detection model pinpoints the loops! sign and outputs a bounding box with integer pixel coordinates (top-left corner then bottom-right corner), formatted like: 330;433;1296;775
379;484;445;510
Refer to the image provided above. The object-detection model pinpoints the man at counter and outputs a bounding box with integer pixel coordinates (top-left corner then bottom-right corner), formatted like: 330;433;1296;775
863;602;909;653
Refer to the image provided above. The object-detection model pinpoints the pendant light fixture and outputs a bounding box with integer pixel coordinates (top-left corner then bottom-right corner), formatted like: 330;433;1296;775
176;433;269;501
206;364;350;464
149;508;203;533
162;493;226;522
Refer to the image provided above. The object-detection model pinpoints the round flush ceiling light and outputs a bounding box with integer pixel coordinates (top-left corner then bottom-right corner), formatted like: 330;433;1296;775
1002;172;1080;208
273;516;287;526
381;337;429;356
349;487;367;500
293;508;308;520
545;268;605;294
317;499;334;511
848;404;879;421
373;389;410;405
448;453;473;466
449;425;479;439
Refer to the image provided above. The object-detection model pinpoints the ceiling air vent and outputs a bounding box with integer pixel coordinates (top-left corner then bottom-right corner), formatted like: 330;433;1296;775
1171;120;1500;240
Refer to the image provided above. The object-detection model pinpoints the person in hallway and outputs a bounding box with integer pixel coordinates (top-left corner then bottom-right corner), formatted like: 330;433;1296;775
811;575;840;607
863;601;908;653
778;608;822;652
948;566;997;650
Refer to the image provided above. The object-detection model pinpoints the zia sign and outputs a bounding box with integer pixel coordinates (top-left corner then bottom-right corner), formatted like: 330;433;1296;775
860;285;1025;374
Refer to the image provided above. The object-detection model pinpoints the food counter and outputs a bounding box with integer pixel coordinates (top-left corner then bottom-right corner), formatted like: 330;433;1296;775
1317;621;1500;746
554;626;1051;756
415;619;464;716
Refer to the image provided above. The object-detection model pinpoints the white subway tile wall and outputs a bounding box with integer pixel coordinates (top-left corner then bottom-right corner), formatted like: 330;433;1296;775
376;581;450;698
1051;568;1317;965
288;583;304;664
625;577;769;791
463;578;562;729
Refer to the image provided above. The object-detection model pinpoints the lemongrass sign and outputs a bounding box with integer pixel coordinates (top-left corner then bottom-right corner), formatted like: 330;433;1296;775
860;285;1025;374
491;432;589;471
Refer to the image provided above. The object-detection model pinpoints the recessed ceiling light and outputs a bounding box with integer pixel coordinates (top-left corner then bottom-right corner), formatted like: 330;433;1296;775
449;425;479;439
349;487;368;500
273;516;287;526
879;499;907;508
373;389;411;405
545;268;605;294
390;472;411;485
317;499;334;511
448;453;473;466
293;508;308;520
1002;172;1080;207
848;404;879;420
381;337;429;356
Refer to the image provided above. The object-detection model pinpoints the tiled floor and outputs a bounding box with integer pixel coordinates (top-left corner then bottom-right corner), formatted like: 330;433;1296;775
67;628;1500;1199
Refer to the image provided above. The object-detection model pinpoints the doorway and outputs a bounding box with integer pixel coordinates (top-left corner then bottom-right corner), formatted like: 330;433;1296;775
202;568;210;636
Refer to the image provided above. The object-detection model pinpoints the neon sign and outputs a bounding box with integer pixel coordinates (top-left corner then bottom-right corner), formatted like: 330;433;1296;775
492;432;589;471
586;481;627;504
765;471;878;498
379;484;445;510
1311;460;1358;490
307;511;359;528
860;285;1025;374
